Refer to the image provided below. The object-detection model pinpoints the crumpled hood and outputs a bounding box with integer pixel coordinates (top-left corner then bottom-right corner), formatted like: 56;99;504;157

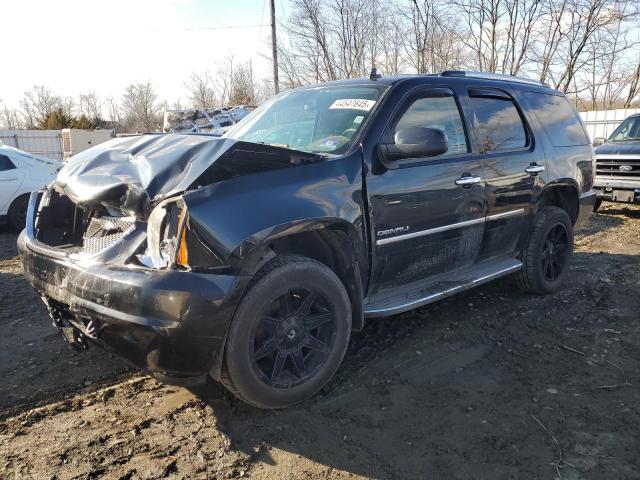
595;140;640;156
53;134;323;216
55;134;236;215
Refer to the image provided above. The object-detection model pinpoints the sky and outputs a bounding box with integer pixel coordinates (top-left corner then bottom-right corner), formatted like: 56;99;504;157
1;0;283;108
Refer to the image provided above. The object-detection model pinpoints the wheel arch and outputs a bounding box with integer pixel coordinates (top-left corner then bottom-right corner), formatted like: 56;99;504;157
208;219;368;382
237;219;368;331
536;181;580;225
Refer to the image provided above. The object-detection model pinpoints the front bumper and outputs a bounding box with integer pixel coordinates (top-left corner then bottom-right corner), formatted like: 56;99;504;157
576;191;597;228
594;178;640;203
593;177;640;203
18;229;246;379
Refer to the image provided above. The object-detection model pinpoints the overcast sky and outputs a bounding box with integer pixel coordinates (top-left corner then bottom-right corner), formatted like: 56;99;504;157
1;0;281;108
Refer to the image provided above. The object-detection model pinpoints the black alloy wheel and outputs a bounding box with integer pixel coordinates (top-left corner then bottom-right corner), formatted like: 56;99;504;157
515;206;574;294
540;224;569;282
223;255;351;409
250;289;337;388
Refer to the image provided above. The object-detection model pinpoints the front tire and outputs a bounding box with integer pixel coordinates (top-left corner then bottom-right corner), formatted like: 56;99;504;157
8;194;29;231
223;255;351;409
516;206;573;294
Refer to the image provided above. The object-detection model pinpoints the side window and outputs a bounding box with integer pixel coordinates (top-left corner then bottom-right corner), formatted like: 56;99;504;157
395;94;469;156
469;93;527;152
0;155;16;172
521;92;589;146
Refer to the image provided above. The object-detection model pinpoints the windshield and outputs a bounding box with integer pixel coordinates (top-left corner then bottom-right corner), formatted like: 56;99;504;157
225;85;387;155
609;116;640;142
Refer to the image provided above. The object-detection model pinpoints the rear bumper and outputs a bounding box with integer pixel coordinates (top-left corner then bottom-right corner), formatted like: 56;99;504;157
18;230;246;378
576;191;596;228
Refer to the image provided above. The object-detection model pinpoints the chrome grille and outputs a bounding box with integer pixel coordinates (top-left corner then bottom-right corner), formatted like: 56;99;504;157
596;157;640;178
81;216;134;255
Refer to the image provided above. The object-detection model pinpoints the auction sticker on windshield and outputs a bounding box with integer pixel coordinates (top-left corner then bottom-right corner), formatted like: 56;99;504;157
329;99;376;111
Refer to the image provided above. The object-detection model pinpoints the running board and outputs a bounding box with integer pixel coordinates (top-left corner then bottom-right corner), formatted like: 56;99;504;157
364;258;522;318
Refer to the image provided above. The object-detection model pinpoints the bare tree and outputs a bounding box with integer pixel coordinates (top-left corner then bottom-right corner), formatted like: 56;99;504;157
184;71;217;108
280;0;386;85
78;92;103;120
19;86;62;128
212;55;236;105
625;61;640;108
402;0;468;73
121;81;163;132
535;0;639;93
229;61;260;105
0;103;23;129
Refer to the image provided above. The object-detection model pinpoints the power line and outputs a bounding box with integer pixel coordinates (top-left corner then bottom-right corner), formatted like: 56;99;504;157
151;24;270;32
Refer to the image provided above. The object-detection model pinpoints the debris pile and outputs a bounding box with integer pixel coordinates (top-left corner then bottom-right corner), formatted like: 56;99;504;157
163;106;253;135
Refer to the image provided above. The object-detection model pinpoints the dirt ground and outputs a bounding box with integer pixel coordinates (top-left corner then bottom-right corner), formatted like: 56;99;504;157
1;203;640;480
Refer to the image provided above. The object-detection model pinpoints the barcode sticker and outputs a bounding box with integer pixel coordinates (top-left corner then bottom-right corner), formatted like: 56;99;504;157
329;99;376;111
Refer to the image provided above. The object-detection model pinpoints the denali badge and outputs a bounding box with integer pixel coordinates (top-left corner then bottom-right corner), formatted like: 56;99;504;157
619;165;633;172
377;226;410;237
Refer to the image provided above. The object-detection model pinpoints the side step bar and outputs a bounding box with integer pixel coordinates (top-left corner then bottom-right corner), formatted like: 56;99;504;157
364;258;522;318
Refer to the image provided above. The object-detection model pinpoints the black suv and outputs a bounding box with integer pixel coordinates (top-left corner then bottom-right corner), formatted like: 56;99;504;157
592;113;640;210
19;71;596;408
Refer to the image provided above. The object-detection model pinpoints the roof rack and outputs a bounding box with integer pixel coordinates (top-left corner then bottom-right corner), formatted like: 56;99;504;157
440;70;549;87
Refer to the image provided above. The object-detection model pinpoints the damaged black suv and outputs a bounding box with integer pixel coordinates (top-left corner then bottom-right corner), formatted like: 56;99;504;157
19;71;595;408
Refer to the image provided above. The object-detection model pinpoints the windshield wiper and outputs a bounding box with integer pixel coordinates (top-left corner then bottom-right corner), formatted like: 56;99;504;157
257;141;290;148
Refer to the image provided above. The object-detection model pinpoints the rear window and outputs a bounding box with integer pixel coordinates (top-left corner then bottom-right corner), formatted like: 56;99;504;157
469;94;527;152
0;155;16;171
521;92;589;147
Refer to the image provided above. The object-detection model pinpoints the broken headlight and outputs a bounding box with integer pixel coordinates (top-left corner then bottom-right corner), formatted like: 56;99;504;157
138;199;189;269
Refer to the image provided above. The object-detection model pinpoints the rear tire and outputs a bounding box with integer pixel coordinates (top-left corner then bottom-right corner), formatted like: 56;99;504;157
515;206;573;294
223;255;351;409
8;194;29;231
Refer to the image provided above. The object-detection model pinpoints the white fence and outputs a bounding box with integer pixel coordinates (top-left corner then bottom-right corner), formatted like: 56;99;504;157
579;108;640;141
0;130;64;161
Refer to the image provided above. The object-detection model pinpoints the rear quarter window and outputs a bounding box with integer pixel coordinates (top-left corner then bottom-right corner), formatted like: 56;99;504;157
0;154;16;171
521;92;589;147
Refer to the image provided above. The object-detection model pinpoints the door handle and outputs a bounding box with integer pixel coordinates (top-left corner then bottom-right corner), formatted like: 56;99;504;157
525;164;545;174
455;175;482;186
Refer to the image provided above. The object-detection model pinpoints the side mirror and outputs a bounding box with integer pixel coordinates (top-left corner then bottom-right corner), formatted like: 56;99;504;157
592;137;606;147
380;126;449;161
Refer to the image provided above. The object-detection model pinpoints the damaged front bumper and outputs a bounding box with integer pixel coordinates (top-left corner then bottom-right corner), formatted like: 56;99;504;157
18;196;246;383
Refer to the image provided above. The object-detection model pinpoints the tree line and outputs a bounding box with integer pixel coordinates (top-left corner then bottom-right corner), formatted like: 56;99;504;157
0;57;268;133
278;0;640;110
1;0;638;133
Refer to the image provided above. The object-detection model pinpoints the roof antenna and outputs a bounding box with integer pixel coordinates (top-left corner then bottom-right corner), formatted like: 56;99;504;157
370;67;382;81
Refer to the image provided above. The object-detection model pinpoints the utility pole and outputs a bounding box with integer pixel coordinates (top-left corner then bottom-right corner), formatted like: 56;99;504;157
270;0;280;94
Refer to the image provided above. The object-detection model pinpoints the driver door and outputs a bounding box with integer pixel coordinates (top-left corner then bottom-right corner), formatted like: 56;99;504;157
366;87;486;294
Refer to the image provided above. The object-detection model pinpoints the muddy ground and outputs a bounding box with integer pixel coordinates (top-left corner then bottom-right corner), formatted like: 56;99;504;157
1;203;639;480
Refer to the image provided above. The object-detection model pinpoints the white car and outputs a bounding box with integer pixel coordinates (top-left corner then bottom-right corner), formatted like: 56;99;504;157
0;145;61;230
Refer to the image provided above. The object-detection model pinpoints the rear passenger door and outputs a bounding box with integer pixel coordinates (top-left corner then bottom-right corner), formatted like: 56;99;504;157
466;88;544;258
